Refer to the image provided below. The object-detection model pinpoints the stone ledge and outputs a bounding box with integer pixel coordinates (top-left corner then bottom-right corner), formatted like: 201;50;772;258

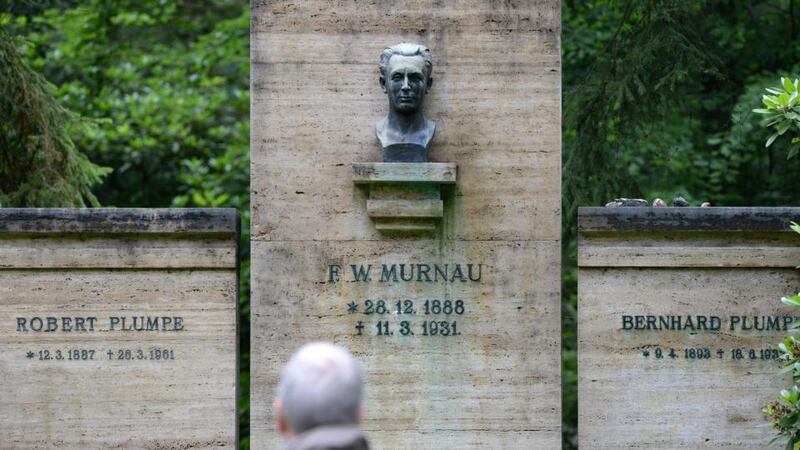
0;208;240;236
367;199;443;218
578;207;800;233
352;162;457;184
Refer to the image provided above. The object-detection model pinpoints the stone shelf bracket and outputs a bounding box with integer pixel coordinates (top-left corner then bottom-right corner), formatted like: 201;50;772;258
353;162;457;234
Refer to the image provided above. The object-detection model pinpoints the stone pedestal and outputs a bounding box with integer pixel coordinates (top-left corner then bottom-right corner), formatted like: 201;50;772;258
353;162;456;234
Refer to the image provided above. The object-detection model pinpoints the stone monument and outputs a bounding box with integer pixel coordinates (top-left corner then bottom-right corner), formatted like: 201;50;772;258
251;1;562;448
578;207;800;448
0;208;240;449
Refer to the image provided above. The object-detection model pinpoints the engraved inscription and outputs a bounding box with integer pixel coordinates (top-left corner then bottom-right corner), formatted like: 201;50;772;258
329;262;483;339
618;313;796;364
328;263;482;283
13;315;185;363
23;347;177;362
347;299;465;338
15;316;185;332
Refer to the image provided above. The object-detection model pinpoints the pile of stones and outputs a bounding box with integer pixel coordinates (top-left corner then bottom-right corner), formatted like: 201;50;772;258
605;196;711;207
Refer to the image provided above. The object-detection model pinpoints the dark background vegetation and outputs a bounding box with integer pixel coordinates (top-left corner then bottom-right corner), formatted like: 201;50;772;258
562;2;799;447
1;1;799;448
0;0;251;446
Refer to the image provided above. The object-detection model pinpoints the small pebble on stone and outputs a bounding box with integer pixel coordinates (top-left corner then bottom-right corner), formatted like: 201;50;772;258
652;198;667;207
672;196;689;207
605;198;649;207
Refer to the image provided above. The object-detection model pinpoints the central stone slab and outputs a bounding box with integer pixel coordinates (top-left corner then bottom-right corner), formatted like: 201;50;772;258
251;1;562;448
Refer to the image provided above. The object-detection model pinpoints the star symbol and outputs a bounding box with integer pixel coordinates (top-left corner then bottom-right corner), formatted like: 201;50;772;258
347;302;358;313
642;350;650;358
26;351;34;359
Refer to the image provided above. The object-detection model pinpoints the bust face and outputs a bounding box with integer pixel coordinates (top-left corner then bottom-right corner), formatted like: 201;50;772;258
383;55;429;114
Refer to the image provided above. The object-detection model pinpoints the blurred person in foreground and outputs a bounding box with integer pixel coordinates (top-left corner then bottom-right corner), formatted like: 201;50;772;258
275;342;370;450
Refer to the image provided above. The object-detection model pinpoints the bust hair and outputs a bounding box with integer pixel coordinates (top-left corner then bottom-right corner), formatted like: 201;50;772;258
276;342;363;434
379;43;433;81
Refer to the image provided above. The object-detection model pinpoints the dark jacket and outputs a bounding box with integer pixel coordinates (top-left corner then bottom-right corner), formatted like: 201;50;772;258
283;425;370;450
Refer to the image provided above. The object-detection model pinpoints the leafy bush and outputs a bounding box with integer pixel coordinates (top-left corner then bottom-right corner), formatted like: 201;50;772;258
754;78;800;159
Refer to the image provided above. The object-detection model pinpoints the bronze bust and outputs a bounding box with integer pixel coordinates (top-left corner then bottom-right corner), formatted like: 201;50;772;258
376;43;435;162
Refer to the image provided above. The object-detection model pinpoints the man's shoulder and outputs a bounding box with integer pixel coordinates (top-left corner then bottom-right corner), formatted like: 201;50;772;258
283;425;369;450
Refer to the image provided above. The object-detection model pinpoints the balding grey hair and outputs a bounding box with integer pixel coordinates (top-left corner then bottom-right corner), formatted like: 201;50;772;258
277;342;364;433
379;43;433;81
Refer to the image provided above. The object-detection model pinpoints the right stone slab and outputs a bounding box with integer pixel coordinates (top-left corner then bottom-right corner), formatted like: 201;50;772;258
578;207;800;449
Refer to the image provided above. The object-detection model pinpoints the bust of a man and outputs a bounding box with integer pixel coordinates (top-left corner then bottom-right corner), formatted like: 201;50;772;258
375;43;435;162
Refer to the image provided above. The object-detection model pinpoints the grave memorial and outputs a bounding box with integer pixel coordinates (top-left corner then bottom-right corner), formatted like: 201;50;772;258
0;208;240;449
578;207;800;449
251;1;562;448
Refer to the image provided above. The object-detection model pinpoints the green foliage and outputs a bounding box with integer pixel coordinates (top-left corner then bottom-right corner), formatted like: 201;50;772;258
3;1;250;446
765;224;800;448
11;0;250;208
754;78;800;159
0;27;109;206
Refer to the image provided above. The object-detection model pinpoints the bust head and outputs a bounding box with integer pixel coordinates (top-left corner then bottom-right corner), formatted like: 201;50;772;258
379;43;433;115
375;43;436;160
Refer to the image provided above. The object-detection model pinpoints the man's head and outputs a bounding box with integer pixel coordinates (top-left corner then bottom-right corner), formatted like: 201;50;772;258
275;342;364;437
379;43;433;115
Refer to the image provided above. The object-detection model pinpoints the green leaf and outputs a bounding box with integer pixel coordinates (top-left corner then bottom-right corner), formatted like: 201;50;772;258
784;77;795;92
768;116;784;127
765;95;782;108
767;132;780;147
781;295;800;307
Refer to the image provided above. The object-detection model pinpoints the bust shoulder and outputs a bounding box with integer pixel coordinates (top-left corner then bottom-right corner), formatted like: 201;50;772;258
375;116;436;150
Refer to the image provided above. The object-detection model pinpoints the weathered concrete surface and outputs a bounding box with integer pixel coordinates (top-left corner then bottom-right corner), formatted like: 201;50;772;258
0;209;239;449
252;240;561;448
0;208;239;235
578;207;800;449
579;207;800;233
352;163;457;184
251;1;562;448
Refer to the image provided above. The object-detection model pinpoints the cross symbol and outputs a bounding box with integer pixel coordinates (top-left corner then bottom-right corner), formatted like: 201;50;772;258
347;301;358;313
355;321;364;336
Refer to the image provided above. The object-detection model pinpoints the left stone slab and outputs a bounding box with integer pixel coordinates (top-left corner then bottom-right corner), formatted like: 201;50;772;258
0;208;240;449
